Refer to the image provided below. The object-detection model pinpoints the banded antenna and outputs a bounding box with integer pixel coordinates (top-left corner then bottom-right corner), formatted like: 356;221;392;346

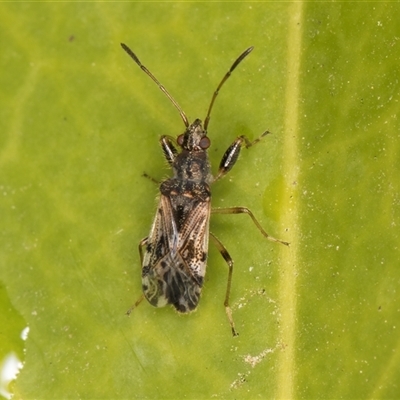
204;46;253;131
121;44;254;132
121;43;189;128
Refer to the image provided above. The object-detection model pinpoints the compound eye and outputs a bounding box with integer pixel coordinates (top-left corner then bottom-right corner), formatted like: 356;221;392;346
177;134;184;146
199;136;210;149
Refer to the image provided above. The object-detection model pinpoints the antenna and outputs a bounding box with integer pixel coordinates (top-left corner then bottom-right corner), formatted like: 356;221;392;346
121;43;189;128
204;46;254;131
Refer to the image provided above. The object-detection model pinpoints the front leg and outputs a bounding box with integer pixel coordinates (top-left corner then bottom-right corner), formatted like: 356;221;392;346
160;135;179;166
214;130;270;182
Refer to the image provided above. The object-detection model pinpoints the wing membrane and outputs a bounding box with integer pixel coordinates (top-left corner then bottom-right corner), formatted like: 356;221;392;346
142;194;211;312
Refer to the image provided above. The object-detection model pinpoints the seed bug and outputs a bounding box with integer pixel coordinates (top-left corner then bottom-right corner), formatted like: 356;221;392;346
121;43;289;336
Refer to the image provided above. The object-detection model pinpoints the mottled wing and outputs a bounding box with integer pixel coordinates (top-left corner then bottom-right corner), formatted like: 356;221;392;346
141;194;210;313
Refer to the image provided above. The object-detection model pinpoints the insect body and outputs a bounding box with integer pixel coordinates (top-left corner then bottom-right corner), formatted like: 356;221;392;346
121;43;289;336
141;121;211;313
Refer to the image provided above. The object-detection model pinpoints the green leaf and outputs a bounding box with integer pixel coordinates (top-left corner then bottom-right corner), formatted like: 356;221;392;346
1;3;399;399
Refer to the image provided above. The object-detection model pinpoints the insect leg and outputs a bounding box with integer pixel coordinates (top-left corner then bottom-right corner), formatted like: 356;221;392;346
138;236;148;264
142;172;160;185
160;135;179;166
212;207;289;246
210;232;238;337
126;237;149;316
126;294;145;316
142;135;178;184
214;131;270;182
